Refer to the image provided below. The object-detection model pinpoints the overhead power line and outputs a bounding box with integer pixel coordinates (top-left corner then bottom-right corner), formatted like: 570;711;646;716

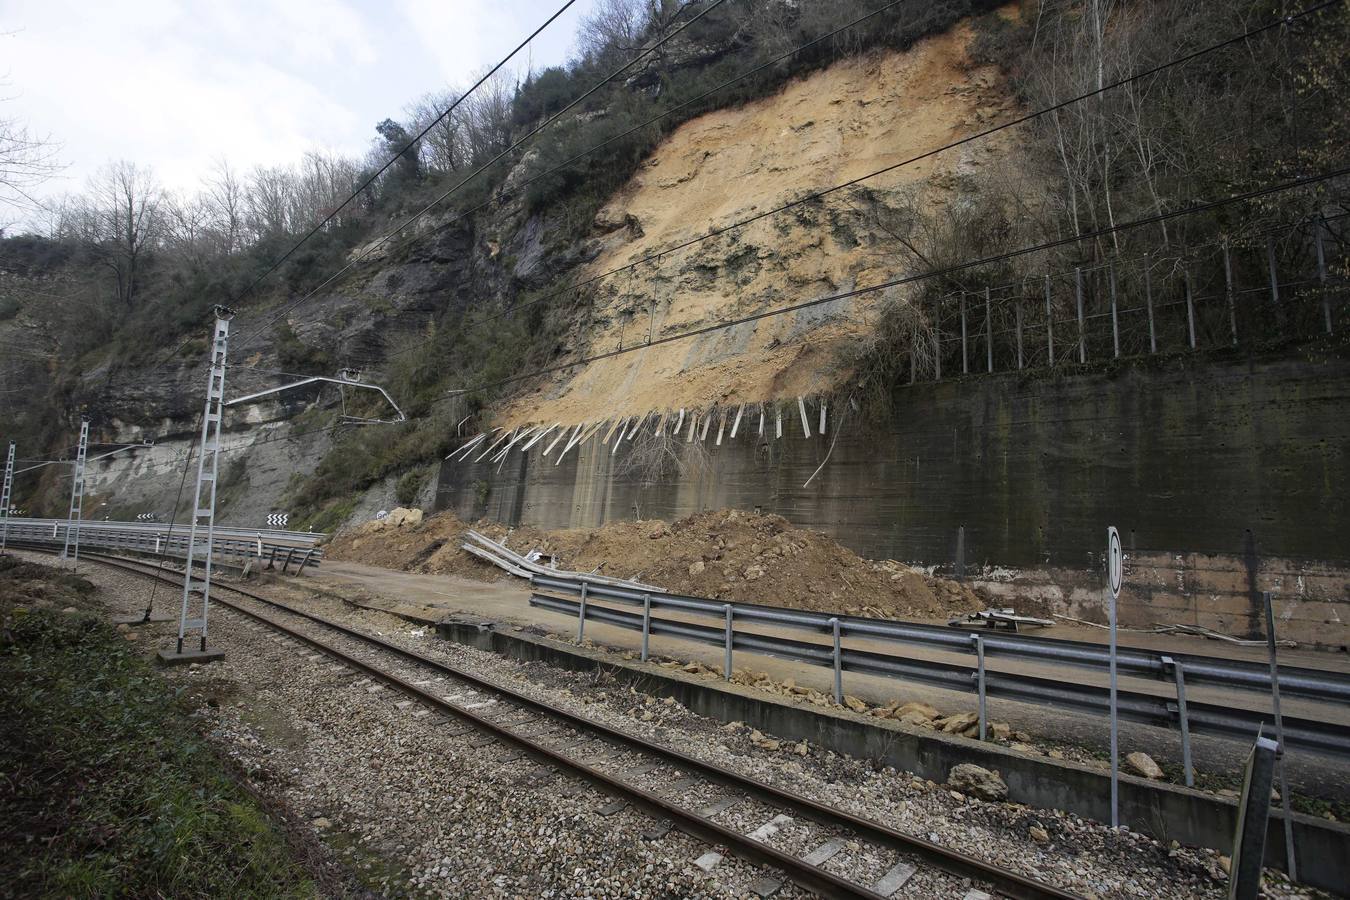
143;0;583;375
348;0;1340;370
430;165;1348;402
230;0;581;314
235;0;732;352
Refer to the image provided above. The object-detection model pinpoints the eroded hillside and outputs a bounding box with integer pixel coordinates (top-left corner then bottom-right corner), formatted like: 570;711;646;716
506;22;1017;426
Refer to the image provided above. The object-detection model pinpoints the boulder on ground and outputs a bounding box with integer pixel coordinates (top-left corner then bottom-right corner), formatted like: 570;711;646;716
948;763;1008;802
387;507;423;528
1126;751;1164;779
896;701;940;721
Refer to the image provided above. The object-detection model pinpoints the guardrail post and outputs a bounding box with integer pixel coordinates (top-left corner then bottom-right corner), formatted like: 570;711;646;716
298;549;314;575
975;634;987;742
830;617;843;705
267;546;276;570
281;548;294;574
577;582;588;642
1163;656;1194;787
1264;591;1297;883
641;593;652;661
723;604;733;680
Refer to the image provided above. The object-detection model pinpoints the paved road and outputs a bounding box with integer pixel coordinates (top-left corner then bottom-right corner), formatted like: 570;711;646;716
312;559;1350;798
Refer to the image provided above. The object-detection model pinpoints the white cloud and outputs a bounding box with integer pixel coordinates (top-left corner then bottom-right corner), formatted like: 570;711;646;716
0;0;595;225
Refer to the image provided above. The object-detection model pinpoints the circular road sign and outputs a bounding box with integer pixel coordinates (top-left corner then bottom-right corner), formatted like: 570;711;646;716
1107;526;1123;599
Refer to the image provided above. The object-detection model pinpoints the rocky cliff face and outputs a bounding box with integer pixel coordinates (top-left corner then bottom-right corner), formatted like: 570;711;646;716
503;22;1016;427
25;12;1018;528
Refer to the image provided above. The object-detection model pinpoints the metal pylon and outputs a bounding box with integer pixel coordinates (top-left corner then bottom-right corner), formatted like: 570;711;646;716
177;307;234;654
1;440;14;552
59;420;89;568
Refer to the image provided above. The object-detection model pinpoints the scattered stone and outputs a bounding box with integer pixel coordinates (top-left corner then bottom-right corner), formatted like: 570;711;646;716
312;817;332;829
938;712;979;735
1029;824;1050;844
1126;751;1164;780
948;763;1008;802
688;560;705;576
843;695;868;714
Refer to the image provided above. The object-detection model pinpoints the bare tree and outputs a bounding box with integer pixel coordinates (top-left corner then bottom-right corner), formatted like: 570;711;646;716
205;158;247;253
406;90;464;173
576;0;653;64
0;98;63;225
86;161;163;308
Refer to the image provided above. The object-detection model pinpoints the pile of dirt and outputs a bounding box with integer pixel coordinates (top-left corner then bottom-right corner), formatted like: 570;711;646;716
331;508;981;619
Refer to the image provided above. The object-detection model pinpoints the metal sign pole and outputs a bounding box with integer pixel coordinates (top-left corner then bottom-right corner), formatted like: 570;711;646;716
1107;526;1123;829
1229;734;1279;900
59;420;89;570
1264;591;1298;883
0;441;14;553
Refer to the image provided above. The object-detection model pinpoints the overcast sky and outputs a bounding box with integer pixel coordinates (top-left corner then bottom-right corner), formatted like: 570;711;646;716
1;0;599;222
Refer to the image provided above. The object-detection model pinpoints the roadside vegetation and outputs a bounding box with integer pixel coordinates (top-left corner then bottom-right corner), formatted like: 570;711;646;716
0;556;322;898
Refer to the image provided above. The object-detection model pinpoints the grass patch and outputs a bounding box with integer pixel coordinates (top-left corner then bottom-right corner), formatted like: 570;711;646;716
0;557;319;898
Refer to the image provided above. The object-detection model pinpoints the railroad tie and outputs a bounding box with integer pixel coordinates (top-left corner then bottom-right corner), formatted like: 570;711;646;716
801;838;847;866
746;876;782;898
693;851;723;872
747;814;792;842
697;796;741;818
873;862;917;897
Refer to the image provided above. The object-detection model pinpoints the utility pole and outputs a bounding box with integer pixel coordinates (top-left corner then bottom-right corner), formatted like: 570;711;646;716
59;420;89;569
159;309;405;666
164;307;233;664
1;441;14;553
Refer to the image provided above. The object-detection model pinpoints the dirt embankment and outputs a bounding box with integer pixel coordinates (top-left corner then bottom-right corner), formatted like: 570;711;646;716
329;508;981;619
503;21;1016;427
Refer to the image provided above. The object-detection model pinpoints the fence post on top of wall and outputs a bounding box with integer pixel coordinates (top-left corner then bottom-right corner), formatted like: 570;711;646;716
1075;267;1086;363
960;292;969;375
1316;219;1333;334
1045;273;1055;366
954;525;966;579
1144;253;1157;354
985;286;994;374
1223;237;1238;346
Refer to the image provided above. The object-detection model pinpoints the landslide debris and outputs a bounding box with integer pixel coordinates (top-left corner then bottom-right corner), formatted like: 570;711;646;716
328;507;981;619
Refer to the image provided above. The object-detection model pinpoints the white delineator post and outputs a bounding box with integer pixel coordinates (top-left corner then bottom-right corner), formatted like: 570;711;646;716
59;420;90;569
1106;526;1123;829
0;441;14;552
176;307;233;657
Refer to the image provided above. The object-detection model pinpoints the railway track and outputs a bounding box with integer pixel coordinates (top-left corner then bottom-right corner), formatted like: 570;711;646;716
29;545;1081;900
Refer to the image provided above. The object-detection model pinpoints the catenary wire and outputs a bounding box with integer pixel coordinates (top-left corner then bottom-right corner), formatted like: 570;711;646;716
233;0;732;352
335;0;1342;370
429;165;1349;401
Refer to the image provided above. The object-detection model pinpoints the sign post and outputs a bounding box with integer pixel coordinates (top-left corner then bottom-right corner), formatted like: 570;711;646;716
1229;734;1279;900
1107;526;1123;828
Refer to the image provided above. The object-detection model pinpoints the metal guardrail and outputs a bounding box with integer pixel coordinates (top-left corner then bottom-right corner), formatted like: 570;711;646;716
2;517;324;572
530;574;1350;705
530;592;1350;760
531;573;1350;765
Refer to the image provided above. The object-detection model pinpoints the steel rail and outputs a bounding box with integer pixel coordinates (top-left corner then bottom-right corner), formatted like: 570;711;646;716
530;574;1350;705
529;594;1350;759
49;548;1079;900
